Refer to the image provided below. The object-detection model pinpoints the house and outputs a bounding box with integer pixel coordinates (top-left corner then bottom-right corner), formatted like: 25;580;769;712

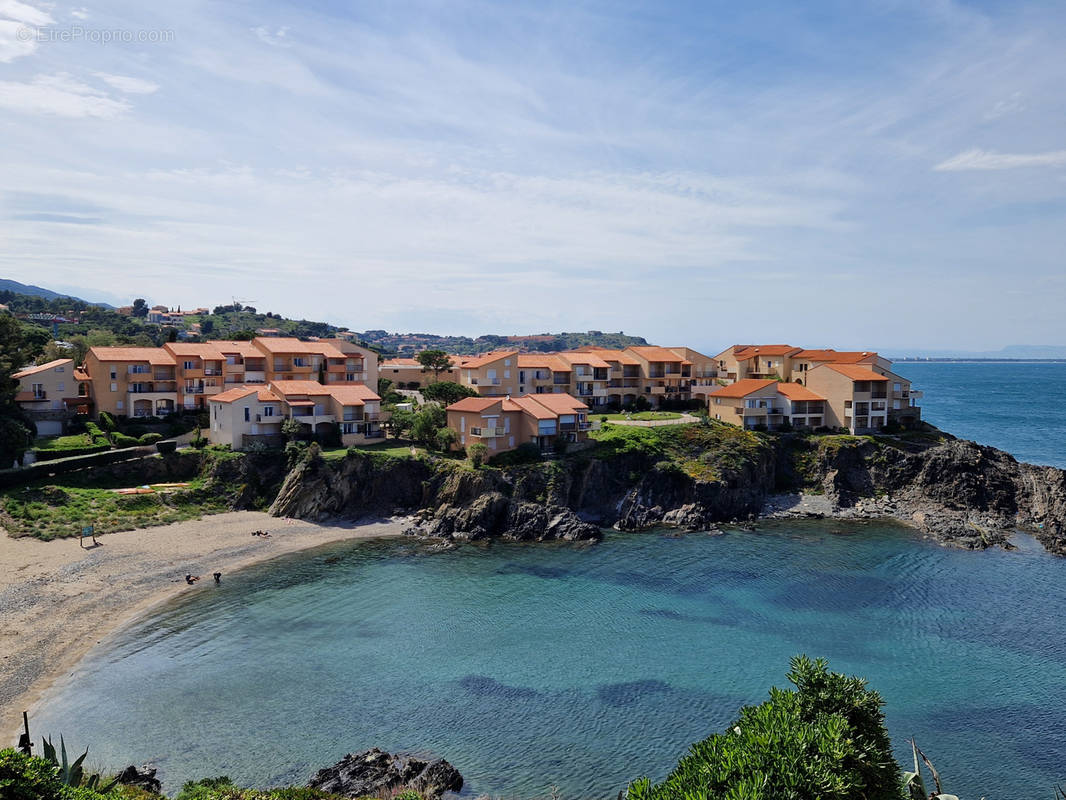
712;345;802;383
163;342;227;409
12;358;82;435
207;380;385;450
250;337;374;385
446;393;593;454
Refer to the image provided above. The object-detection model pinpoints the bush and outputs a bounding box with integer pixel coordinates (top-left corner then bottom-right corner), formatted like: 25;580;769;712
435;427;459;452
489;441;542;466
467;442;489;468
156;440;177;455
633;395;652;412
138;433;163;445
98;412;117;432
0;748;65;800
626;656;902;800
421;381;478;406
32;444;111;461
110;433;140;448
84;422;109;445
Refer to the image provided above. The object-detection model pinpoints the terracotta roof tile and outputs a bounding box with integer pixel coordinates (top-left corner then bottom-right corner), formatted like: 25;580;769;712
13;358;73;379
776;383;825;401
822;364;888;381
707;378;778;398
89;347;176;366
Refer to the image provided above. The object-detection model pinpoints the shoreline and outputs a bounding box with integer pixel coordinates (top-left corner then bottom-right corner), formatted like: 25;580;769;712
1;511;408;744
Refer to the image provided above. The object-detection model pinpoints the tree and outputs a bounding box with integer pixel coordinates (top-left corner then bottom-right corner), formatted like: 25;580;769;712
421;381;477;406
35;341;73;365
0;315;35;464
411;405;446;447
415;349;453;383
281;417;303;442
131;298;148;318
467;442;488;468
435;427;459;452
200;319;214;334
166;328;178;343
385;407;417;438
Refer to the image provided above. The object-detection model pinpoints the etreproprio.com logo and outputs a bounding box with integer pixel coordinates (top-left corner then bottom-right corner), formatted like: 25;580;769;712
17;26;175;44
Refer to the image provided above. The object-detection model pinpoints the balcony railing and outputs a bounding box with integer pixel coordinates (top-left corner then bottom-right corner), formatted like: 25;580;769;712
471;426;506;437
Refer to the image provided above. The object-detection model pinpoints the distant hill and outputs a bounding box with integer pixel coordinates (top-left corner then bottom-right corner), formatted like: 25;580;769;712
888;345;1066;361
0;278;114;308
358;330;649;356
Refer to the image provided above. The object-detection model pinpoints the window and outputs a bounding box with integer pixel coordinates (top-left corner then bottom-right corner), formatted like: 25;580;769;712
110;369;117;379
244;407;250;422
31;383;44;397
341;422;355;434
110;382;117;392
894;382;902;392
55;366;64;372
116;400;124;410
184;361;196;370
263;406;274;417
57;382;64;391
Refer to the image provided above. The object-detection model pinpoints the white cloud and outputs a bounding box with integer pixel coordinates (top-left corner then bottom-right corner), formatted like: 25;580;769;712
934;148;1066;171
0;0;53;26
71;7;88;20
0;18;38;62
0;73;130;117
95;72;159;94
252;25;290;47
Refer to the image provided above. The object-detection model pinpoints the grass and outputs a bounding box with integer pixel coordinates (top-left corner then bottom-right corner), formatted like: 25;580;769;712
319;438;428;460
0;478;230;540
602;411;683;421
33;433;94;450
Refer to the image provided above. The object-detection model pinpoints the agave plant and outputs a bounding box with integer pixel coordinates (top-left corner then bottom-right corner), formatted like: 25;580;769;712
903;739;962;800
40;735;119;793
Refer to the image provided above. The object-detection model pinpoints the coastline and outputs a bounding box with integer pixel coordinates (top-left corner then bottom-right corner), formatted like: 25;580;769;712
0;510;408;744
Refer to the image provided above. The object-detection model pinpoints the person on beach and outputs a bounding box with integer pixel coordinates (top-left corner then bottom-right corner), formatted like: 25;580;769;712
213;572;222;583
185;574;200;584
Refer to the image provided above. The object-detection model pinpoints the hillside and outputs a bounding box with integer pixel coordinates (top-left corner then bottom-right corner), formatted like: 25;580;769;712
0;278;113;308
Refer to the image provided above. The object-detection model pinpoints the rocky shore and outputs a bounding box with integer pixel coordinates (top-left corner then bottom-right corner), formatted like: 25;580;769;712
263;426;1066;555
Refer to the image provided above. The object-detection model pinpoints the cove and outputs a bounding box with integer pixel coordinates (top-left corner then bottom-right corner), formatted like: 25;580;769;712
34;520;1066;799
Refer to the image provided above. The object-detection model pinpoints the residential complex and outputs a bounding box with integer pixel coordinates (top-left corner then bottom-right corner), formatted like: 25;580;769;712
446;393;595;454
706;345;922;433
12;358;84;436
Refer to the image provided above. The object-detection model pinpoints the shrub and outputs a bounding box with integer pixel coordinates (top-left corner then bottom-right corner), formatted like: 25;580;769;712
110;433;140;448
435;427;459;452
421;381;478;406
84;423;109;445
98;412;117;432
467;442;489;468
489;442;542;466
633;395;652;412
626;656;902;800
0;748;65;800
138;433;163;445
156;441;177;455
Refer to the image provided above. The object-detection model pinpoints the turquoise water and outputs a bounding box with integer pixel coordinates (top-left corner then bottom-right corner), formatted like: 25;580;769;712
893;362;1066;469
36;523;1066;799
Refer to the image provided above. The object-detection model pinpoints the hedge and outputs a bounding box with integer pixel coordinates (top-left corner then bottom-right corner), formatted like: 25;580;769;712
32;443;111;461
0;446;159;489
111;433;141;448
139;432;164;445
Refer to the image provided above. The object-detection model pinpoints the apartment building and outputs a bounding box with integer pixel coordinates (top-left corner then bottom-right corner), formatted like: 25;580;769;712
803;364;893;433
582;348;643;406
446;392;593;455
706;378;828;431
77;337;378;420
83;346;180;418
458;351;520;396
207;380;384;450
12;358;81;435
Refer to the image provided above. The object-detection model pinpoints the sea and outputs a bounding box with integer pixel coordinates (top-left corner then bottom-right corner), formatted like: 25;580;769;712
32;362;1066;799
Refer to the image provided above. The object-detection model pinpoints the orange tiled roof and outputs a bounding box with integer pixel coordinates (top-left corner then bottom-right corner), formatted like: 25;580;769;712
325;385;380;405
89;347;176;366
523;393;588;414
508;396;556;419
13;358;72;379
447;396;505;413
73;368;90;381
269;379;332;396
251;337;347;358
626;346;686;362
822;364;888;381
776;382;826;401
458;350;519;369
707;378;778;398
582;347;641;366
558;351;611;369
208;340;264;358
164;342;225;360
209;387;258;404
732;345;802;361
794;349;877;364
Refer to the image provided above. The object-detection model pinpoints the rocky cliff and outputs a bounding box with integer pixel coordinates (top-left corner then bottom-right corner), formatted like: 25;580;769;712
264;424;1066;554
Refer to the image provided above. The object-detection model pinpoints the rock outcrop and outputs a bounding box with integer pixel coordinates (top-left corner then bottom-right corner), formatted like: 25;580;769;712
264;426;1066;554
308;748;462;799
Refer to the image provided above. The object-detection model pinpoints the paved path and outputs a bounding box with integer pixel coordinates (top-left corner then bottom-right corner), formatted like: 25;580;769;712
607;413;700;427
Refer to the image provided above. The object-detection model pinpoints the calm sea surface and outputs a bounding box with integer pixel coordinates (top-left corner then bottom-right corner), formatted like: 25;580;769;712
35;363;1066;799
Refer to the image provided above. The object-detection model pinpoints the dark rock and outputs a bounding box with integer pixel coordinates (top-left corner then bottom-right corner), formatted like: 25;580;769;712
117;764;161;794
308;748;462;799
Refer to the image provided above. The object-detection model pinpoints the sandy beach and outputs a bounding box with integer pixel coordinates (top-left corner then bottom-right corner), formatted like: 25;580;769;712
0;511;407;745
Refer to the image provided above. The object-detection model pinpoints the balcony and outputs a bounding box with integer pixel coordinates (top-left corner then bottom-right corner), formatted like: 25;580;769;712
244;371;266;383
592;387;608;397
471;426;506;437
290;413;335;427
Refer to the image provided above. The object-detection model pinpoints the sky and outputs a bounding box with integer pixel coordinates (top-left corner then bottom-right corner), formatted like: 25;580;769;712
0;0;1064;354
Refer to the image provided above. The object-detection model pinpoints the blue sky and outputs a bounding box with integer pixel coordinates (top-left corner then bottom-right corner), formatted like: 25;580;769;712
0;0;1064;353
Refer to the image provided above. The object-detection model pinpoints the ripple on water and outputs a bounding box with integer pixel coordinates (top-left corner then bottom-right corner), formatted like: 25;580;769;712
32;521;1066;800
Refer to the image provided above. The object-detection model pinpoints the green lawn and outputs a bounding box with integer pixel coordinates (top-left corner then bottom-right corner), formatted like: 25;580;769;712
0;478;227;540
33;433;94;450
602;411;683;421
320;439;427;460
